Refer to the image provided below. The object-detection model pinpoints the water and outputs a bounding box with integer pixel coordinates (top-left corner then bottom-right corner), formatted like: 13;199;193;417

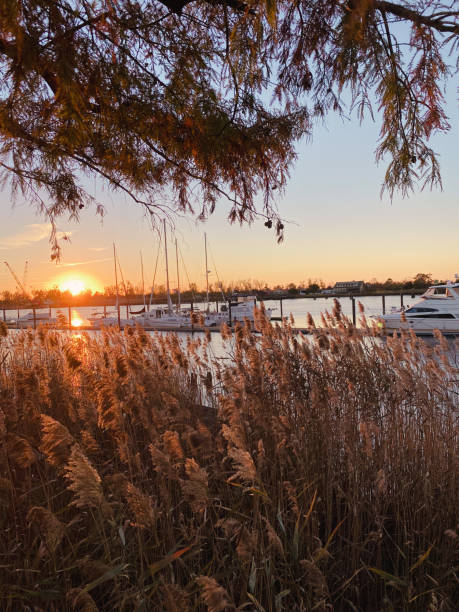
1;294;407;326
3;295;458;360
264;295;405;325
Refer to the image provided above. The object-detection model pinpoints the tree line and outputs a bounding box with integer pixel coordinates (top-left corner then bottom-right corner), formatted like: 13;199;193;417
0;273;442;307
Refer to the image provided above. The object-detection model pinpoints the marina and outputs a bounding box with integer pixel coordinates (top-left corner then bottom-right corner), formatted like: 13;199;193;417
3;292;459;336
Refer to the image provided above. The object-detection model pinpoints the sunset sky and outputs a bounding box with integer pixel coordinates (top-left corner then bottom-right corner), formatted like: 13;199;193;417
0;85;457;294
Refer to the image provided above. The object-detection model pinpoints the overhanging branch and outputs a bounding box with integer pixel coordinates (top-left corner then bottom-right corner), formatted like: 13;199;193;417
375;1;459;34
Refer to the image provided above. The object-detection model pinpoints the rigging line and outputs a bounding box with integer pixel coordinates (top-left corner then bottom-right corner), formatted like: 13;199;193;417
115;252;129;298
178;245;196;303
149;237;162;308
207;240;226;301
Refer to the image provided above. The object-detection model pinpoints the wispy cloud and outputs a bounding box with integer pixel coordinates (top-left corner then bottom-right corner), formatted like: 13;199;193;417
0;223;73;250
0;223;51;249
42;257;112;267
88;246;109;252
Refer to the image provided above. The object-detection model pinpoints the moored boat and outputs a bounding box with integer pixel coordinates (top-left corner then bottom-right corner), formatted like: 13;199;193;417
15;311;57;328
132;307;186;329
204;295;273;327
374;278;459;335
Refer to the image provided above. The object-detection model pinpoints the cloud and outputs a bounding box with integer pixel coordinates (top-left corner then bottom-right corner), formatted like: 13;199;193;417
0;223;73;249
0;223;51;249
88;246;109;252
43;257;112;267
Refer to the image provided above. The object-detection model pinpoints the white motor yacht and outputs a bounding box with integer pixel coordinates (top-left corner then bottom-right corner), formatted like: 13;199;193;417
374;279;459;335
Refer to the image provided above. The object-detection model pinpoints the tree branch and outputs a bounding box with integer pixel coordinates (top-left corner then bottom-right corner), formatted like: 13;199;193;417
0;36;58;94
375;1;459;34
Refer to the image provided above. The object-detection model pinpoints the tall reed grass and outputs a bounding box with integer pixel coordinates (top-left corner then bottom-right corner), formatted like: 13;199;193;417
0;304;457;610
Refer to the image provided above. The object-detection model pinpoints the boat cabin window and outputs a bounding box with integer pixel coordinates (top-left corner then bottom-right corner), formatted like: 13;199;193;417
405;307;437;313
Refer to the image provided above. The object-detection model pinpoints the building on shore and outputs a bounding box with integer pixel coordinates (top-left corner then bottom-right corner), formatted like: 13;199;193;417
332;281;365;293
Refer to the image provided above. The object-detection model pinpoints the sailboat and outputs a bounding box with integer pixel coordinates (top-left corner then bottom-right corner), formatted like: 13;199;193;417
201;234;274;327
91;245;136;329
132;222;187;330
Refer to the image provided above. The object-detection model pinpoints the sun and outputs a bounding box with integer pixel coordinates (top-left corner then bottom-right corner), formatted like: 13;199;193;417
60;278;86;296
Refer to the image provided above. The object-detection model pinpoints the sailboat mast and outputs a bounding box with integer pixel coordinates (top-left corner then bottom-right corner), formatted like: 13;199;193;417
164;220;172;314
149;240;161;311
204;232;209;311
140;250;145;309
113;243;120;327
175;238;181;312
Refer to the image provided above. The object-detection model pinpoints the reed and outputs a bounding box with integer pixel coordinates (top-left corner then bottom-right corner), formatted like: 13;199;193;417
0;308;457;610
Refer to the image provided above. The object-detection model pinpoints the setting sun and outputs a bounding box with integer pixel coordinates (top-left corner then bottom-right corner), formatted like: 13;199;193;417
59;278;86;296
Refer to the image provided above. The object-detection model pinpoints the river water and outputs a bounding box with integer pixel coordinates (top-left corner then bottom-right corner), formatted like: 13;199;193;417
4;294;459;361
3;294;405;327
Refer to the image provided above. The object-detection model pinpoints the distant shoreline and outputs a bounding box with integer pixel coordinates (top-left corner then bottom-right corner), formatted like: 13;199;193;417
0;289;427;311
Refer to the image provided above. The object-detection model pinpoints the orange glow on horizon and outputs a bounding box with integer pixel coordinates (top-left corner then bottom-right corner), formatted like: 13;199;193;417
59;278;85;295
51;273;103;296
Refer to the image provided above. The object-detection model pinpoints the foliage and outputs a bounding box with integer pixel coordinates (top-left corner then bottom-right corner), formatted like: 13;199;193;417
0;1;457;251
0;308;457;610
0;271;444;307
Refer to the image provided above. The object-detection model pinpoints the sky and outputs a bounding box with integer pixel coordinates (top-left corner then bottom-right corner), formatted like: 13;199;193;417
0;85;458;294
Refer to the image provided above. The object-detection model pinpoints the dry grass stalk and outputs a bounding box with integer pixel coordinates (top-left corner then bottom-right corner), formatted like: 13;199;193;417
0;316;456;610
227;447;257;483
263;516;284;556
160;581;190;611
6;434;36;468
40;414;75;467
162;430;184;461
64;445;105;510
236;526;258;563
67;588;99;611
196;576;235;612
181;457;208;512
27;506;65;554
125;482;156;529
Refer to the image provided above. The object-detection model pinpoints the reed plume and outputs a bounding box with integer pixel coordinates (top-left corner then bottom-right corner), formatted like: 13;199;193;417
227;447;257;483
181;457;208;512
125;482;156;529
27;506;65;555
0;316;456;610
196;576;234;612
40;414;74;467
64;445;105;510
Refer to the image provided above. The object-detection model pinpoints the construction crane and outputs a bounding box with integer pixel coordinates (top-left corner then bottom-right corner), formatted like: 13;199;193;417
4;261;29;299
23;259;29;295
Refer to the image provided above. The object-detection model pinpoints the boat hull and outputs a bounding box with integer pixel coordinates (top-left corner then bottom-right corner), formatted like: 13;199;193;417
378;315;459;335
